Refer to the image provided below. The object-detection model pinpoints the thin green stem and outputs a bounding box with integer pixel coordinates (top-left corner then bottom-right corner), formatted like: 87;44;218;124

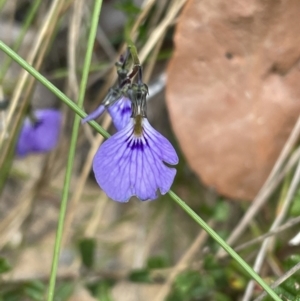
46;0;103;300
124;23;140;67
0;0;42;83
122;29;140;83
0;39;281;301
128;44;140;67
167;190;282;301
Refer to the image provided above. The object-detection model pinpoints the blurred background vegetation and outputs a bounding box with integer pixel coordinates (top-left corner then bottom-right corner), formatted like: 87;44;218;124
0;0;300;300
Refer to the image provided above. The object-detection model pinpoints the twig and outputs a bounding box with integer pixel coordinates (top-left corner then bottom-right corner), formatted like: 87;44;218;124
143;33;166;82
242;160;300;301
218;116;300;257
234;216;300;253
67;0;84;98
139;0;187;63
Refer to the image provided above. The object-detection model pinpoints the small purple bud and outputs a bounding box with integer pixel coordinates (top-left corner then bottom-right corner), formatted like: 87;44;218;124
81;105;105;124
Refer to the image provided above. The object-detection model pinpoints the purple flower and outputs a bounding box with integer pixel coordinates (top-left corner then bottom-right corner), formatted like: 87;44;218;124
82;96;131;131
16;109;62;157
90;62;178;202
93;116;178;202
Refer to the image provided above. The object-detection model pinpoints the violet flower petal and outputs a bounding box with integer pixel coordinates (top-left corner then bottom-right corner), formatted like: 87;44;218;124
93;117;178;202
16;118;32;156
107;96;132;131
81;105;105;124
16;109;62;157
143;119;179;165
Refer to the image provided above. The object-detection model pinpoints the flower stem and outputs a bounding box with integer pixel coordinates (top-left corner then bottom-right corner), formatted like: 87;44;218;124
127;45;141;81
0;39;281;301
167;190;282;301
46;0;103;300
128;44;140;67
124;25;140;77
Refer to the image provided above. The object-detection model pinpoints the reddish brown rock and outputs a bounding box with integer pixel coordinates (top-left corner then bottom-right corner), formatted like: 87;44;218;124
166;0;300;200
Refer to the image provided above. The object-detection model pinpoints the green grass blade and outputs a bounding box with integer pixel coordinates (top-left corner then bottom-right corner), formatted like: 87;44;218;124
46;0;104;300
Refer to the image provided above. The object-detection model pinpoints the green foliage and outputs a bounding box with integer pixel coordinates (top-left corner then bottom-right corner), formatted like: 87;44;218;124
23;281;45;301
0;281;45;301
78;237;96;269
0;257;11;274
261;255;300;301
166;270;231;301
129;255;169;283
285;255;300;270
114;0;141;16
129;269;152;283
53;282;74;301
87;280;114;301
0;280;74;301
290;188;300;216
213;201;230;222
166;255;232;301
147;255;169;269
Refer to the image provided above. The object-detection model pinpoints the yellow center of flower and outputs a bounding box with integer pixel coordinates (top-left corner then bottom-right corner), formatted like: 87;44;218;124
133;115;143;136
